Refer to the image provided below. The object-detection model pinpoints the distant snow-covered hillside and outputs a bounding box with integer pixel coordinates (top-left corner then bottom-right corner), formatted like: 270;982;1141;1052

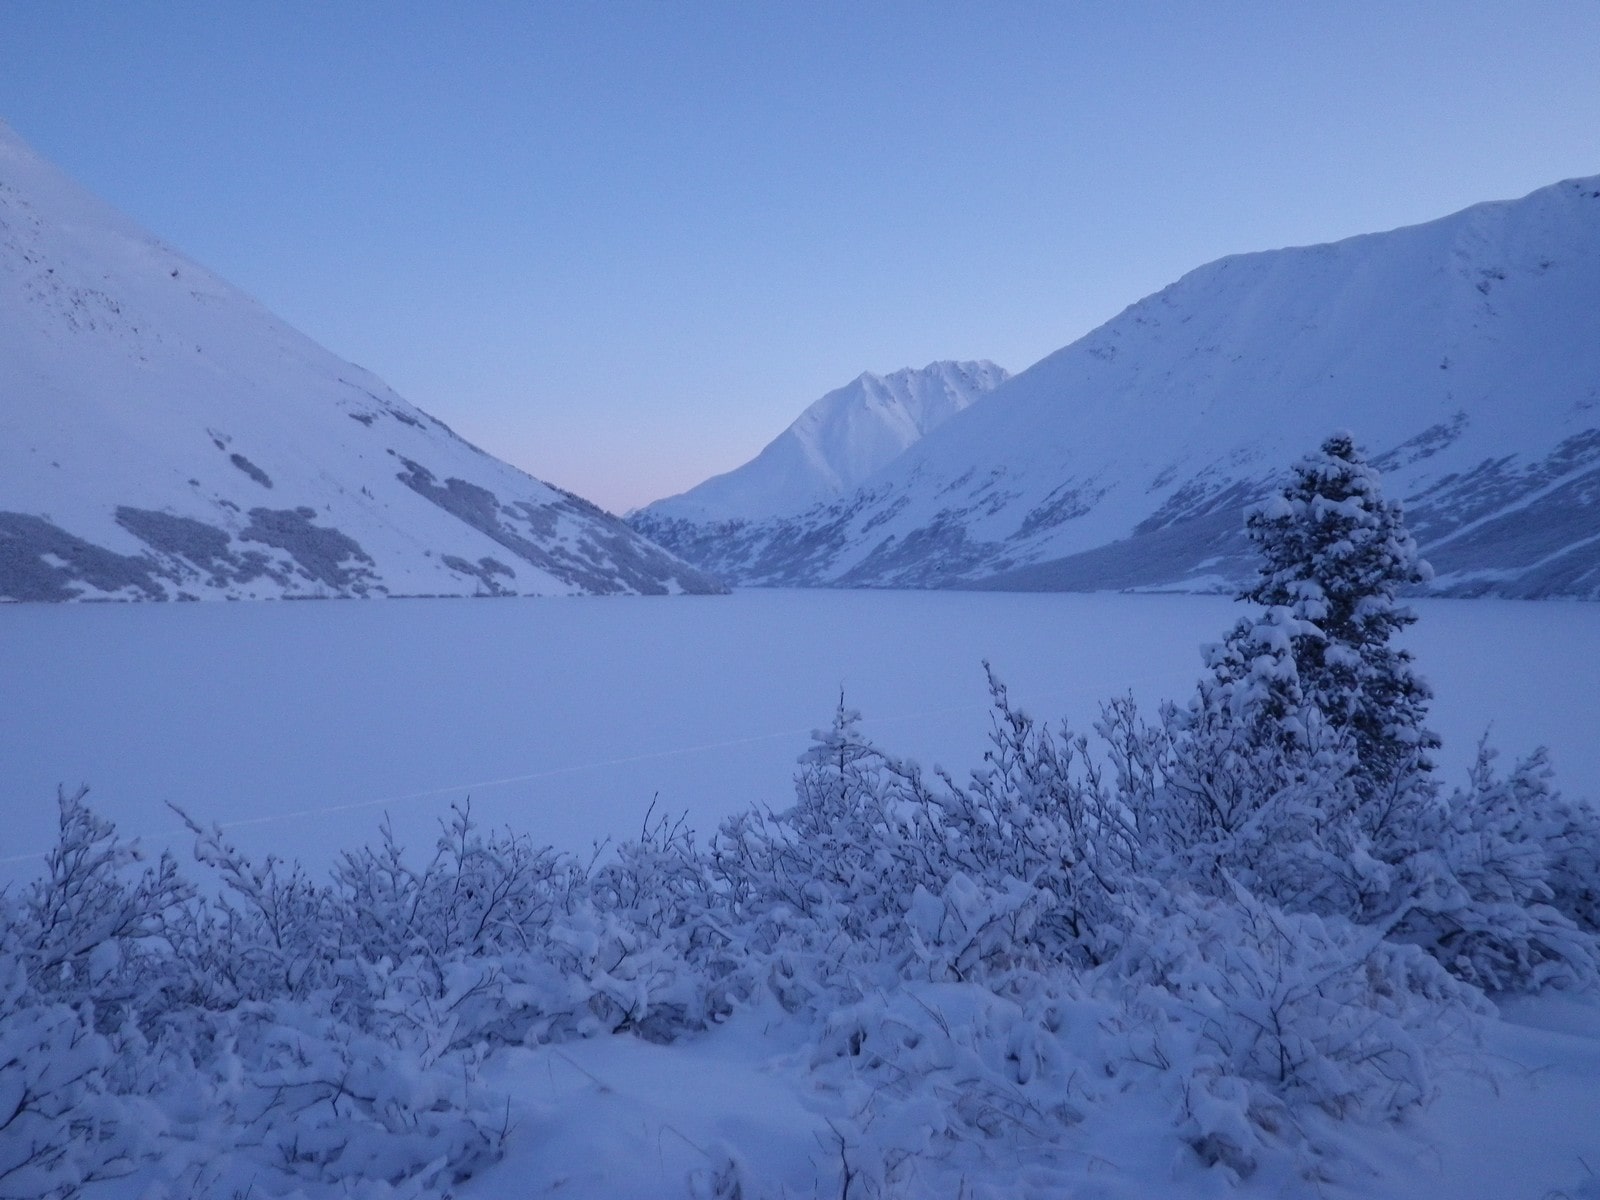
637;360;1009;523
0;122;723;601
632;176;1600;599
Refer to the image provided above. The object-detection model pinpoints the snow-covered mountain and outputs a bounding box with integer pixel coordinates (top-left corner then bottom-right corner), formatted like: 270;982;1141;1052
638;361;1009;523
0;122;723;601
631;176;1600;599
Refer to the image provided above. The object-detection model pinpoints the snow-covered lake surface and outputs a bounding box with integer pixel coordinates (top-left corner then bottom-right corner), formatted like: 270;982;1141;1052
3;589;1597;880
5;589;1600;1200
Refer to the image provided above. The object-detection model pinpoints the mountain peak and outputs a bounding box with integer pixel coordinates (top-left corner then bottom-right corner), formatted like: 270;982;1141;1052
640;359;1010;523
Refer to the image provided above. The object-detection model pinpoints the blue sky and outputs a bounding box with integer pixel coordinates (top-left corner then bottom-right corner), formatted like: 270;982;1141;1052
3;1;1598;512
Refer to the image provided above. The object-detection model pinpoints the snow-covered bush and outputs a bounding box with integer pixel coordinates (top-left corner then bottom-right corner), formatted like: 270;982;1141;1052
711;679;1154;1006
709;702;956;1006
805;983;1095;1197
174;809;340;1008
580;804;739;1039
18;787;192;1027
1404;742;1599;992
1154;683;1360;909
0;957;147;1200
1546;788;1600;937
329;803;589;1041
0;790;182;1199
0;798;530;1198
709;693;1113;1015
723;702;929;939
142;1000;504;1196
941;668;1143;967
1110;881;1481;1178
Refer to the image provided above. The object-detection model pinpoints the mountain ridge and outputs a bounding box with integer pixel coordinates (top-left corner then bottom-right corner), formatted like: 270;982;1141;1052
631;174;1600;599
0;121;724;601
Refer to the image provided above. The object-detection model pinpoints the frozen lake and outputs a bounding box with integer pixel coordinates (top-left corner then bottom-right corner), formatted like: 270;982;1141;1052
3;589;1597;882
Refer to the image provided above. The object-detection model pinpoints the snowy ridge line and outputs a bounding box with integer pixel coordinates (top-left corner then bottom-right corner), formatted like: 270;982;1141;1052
0;671;1171;867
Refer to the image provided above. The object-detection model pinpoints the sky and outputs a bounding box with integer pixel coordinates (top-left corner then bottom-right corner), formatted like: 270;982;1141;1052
2;2;1598;514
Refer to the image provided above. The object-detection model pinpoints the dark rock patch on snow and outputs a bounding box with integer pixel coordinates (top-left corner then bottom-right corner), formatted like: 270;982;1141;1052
228;453;273;489
398;459;725;595
0;511;163;601
240;508;378;592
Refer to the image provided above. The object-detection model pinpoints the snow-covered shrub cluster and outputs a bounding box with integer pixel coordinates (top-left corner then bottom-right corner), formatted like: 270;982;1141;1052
2;792;508;1200
4;435;1598;1197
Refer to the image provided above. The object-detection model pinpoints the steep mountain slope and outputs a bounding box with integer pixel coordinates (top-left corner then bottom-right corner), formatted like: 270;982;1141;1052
638;361;1008;522
632;176;1600;599
0;122;723;601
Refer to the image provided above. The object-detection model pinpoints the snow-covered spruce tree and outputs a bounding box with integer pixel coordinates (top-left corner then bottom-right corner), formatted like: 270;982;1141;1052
1156;432;1597;990
1160;433;1442;921
1228;431;1437;802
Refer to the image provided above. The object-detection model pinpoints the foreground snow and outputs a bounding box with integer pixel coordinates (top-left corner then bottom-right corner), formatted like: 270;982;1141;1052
474;990;1600;1200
